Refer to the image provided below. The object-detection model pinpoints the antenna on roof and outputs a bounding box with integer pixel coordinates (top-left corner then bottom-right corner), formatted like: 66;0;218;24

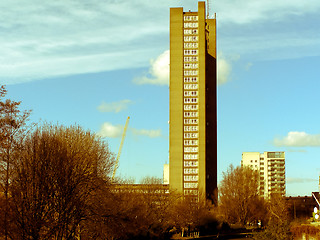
206;0;210;18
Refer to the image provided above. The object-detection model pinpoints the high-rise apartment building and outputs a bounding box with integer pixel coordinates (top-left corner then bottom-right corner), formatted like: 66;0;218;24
242;152;286;198
169;2;217;203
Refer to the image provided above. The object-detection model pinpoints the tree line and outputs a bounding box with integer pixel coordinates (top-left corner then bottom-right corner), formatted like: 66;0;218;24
0;85;218;240
0;85;298;239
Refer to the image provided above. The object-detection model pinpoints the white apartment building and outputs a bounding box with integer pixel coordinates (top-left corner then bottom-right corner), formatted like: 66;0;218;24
242;151;285;198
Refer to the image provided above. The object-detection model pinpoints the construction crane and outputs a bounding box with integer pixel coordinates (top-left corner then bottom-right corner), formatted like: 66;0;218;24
112;116;130;182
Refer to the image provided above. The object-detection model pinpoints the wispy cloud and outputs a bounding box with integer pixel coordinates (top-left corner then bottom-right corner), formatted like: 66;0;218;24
215;0;320;25
97;122;162;138
133;50;169;86
2;0;320;84
97;100;133;113
273;131;320;147
0;1;173;84
216;1;320;60
287;177;318;184
131;128;162;138
287;149;307;153
245;62;253;71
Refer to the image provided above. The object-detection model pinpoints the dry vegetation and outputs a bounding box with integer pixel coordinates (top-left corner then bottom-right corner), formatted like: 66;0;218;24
2;84;314;240
0;85;219;240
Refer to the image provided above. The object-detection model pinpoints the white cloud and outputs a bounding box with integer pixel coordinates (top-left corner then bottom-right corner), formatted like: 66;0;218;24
97;122;162;138
133;50;235;86
217;53;240;85
97;122;123;138
217;54;232;85
131;128;162;138
97;99;133;113
273;131;320;147
133;50;169;86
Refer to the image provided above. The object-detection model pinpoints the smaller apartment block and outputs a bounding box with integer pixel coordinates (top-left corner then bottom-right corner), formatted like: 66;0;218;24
242;151;285;198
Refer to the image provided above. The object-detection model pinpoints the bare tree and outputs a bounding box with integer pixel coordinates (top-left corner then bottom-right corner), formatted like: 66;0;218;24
9;124;115;240
85;176;172;240
168;193;217;238
255;194;292;240
0;85;31;240
219;165;263;226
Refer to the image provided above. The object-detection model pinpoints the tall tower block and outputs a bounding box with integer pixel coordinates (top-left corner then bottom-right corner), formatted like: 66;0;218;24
169;1;217;203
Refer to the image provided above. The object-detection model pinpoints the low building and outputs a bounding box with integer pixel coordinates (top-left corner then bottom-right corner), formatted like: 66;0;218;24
286;195;316;220
112;183;169;195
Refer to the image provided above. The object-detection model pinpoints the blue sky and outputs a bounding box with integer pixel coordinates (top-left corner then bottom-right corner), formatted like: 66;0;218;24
2;0;320;196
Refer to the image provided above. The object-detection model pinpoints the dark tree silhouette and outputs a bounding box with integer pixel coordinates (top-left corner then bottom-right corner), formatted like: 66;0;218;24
0;85;31;240
219;165;264;226
9;124;115;240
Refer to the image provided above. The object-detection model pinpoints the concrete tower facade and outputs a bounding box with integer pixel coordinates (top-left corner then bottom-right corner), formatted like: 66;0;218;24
169;1;217;203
